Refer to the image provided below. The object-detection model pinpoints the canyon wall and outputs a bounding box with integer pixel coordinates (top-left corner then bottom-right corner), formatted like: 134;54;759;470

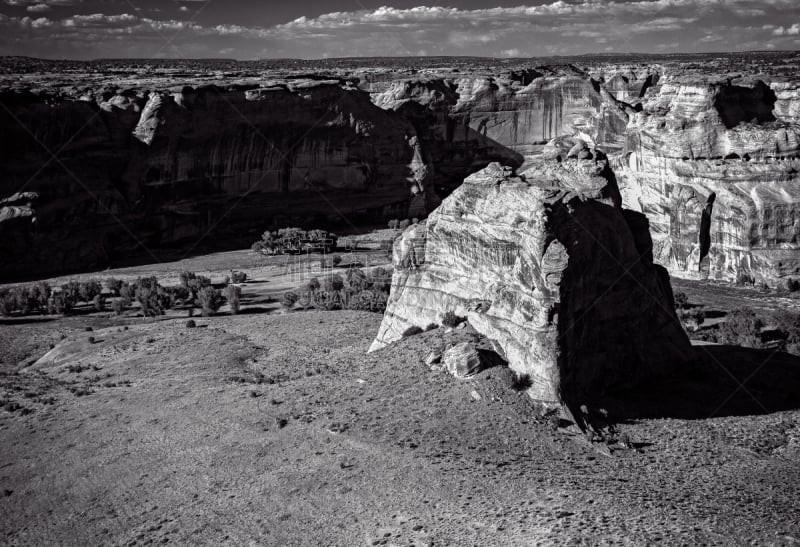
370;141;693;406
2;59;800;284
615;76;800;284
0;80;430;278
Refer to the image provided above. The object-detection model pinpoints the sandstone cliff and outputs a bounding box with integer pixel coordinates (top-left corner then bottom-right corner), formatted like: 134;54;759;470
0;80;430;278
370;140;693;406
616;75;800;284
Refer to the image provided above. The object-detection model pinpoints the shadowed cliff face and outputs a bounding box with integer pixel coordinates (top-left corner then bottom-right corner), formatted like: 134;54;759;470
0;81;430;279
3;62;800;283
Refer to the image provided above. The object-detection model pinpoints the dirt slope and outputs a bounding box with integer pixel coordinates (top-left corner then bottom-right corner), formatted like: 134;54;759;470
1;311;800;546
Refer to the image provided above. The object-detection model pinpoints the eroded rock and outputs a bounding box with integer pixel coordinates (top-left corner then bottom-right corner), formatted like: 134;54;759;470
370;140;694;406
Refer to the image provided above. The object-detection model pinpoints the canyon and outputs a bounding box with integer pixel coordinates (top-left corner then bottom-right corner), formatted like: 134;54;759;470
1;52;800;283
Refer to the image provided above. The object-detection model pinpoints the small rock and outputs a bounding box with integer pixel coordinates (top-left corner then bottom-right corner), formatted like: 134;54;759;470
456;322;467;329
470;389;481;401
424;351;442;367
443;342;484;379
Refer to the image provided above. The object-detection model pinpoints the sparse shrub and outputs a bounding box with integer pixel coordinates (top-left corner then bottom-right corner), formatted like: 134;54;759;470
93;294;105;312
79;280;102;303
119;282;134;302
106;278;124;296
321;274;344;292
719;308;764;348
231;271;247;284
402;326;423;338
412;217;419;224
345;268;369;292
225;285;242;315
314;290;342;311
399;219;411;230
281;291;299;311
180;271;196;288
332;255;342;267
442;311;466;328
87;336;96;344
0;290;14;316
345;290;387;313
112;298;126;316
735;272;755;286
307;277;321;293
197;286;224;317
511;373;533;392
186;319;197;329
673;292;689;309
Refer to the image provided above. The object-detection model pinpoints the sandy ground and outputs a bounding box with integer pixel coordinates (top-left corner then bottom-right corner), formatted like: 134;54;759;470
1;307;800;546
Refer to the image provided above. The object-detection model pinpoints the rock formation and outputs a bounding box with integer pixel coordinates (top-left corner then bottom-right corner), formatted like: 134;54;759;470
3;54;800;284
0;80;430;278
616;75;800;284
370;139;694;406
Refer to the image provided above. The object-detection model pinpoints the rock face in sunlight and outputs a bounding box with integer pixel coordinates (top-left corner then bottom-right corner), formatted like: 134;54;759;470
370;139;694;406
370;66;631;196
616;76;800;284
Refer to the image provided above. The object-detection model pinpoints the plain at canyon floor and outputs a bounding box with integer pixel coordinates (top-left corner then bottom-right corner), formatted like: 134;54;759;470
1;248;800;546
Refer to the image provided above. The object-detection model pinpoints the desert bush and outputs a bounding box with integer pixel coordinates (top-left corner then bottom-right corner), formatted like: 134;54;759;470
399;219;411;230
402;326;423;338
345;268;369;292
314;290;342;311
321;274;344;292
787;278;800;292
332;255;343;267
197;286;224;317
412;217;419;224
106;278;124;296
180;271;196;288
48;292;72;315
719;308;764;348
307;277;321;293
0;290;14;316
186;319;197;329
735;272;755;286
388;219;399;229
442;311;466;328
79;280;102;303
281;291;299;311
87;336;96;344
119;282;134;302
93;294;105;312
511;373;533;392
61;281;82;307
112;298;126;316
231;271;247;284
226;285;242;314
673;292;689;309
345;290;387;313
30;282;51;311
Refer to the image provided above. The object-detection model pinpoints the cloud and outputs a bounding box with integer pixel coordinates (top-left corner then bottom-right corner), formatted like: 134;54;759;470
773;23;800;36
0;2;798;59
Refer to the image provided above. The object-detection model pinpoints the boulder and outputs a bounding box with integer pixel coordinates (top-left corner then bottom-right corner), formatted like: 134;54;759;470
370;139;695;407
443;343;483;379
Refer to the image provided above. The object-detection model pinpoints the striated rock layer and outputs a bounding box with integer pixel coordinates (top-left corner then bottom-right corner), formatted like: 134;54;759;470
616;76;800;284
370;141;693;406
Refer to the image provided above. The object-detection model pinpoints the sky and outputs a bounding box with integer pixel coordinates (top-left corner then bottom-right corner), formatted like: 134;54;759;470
0;0;798;59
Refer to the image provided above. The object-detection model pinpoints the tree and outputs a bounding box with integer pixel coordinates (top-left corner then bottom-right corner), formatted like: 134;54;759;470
197;287;224;317
226;285;242;314
719;308;764;348
398;219;411;230
345;268;369;292
281;291;299;311
321;274;344;292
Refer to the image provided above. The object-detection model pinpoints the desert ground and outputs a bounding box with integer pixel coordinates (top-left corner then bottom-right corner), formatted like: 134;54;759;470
1;248;800;546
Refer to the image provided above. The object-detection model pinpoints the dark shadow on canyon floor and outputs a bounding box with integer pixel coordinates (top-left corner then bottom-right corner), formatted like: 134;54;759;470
599;345;800;420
